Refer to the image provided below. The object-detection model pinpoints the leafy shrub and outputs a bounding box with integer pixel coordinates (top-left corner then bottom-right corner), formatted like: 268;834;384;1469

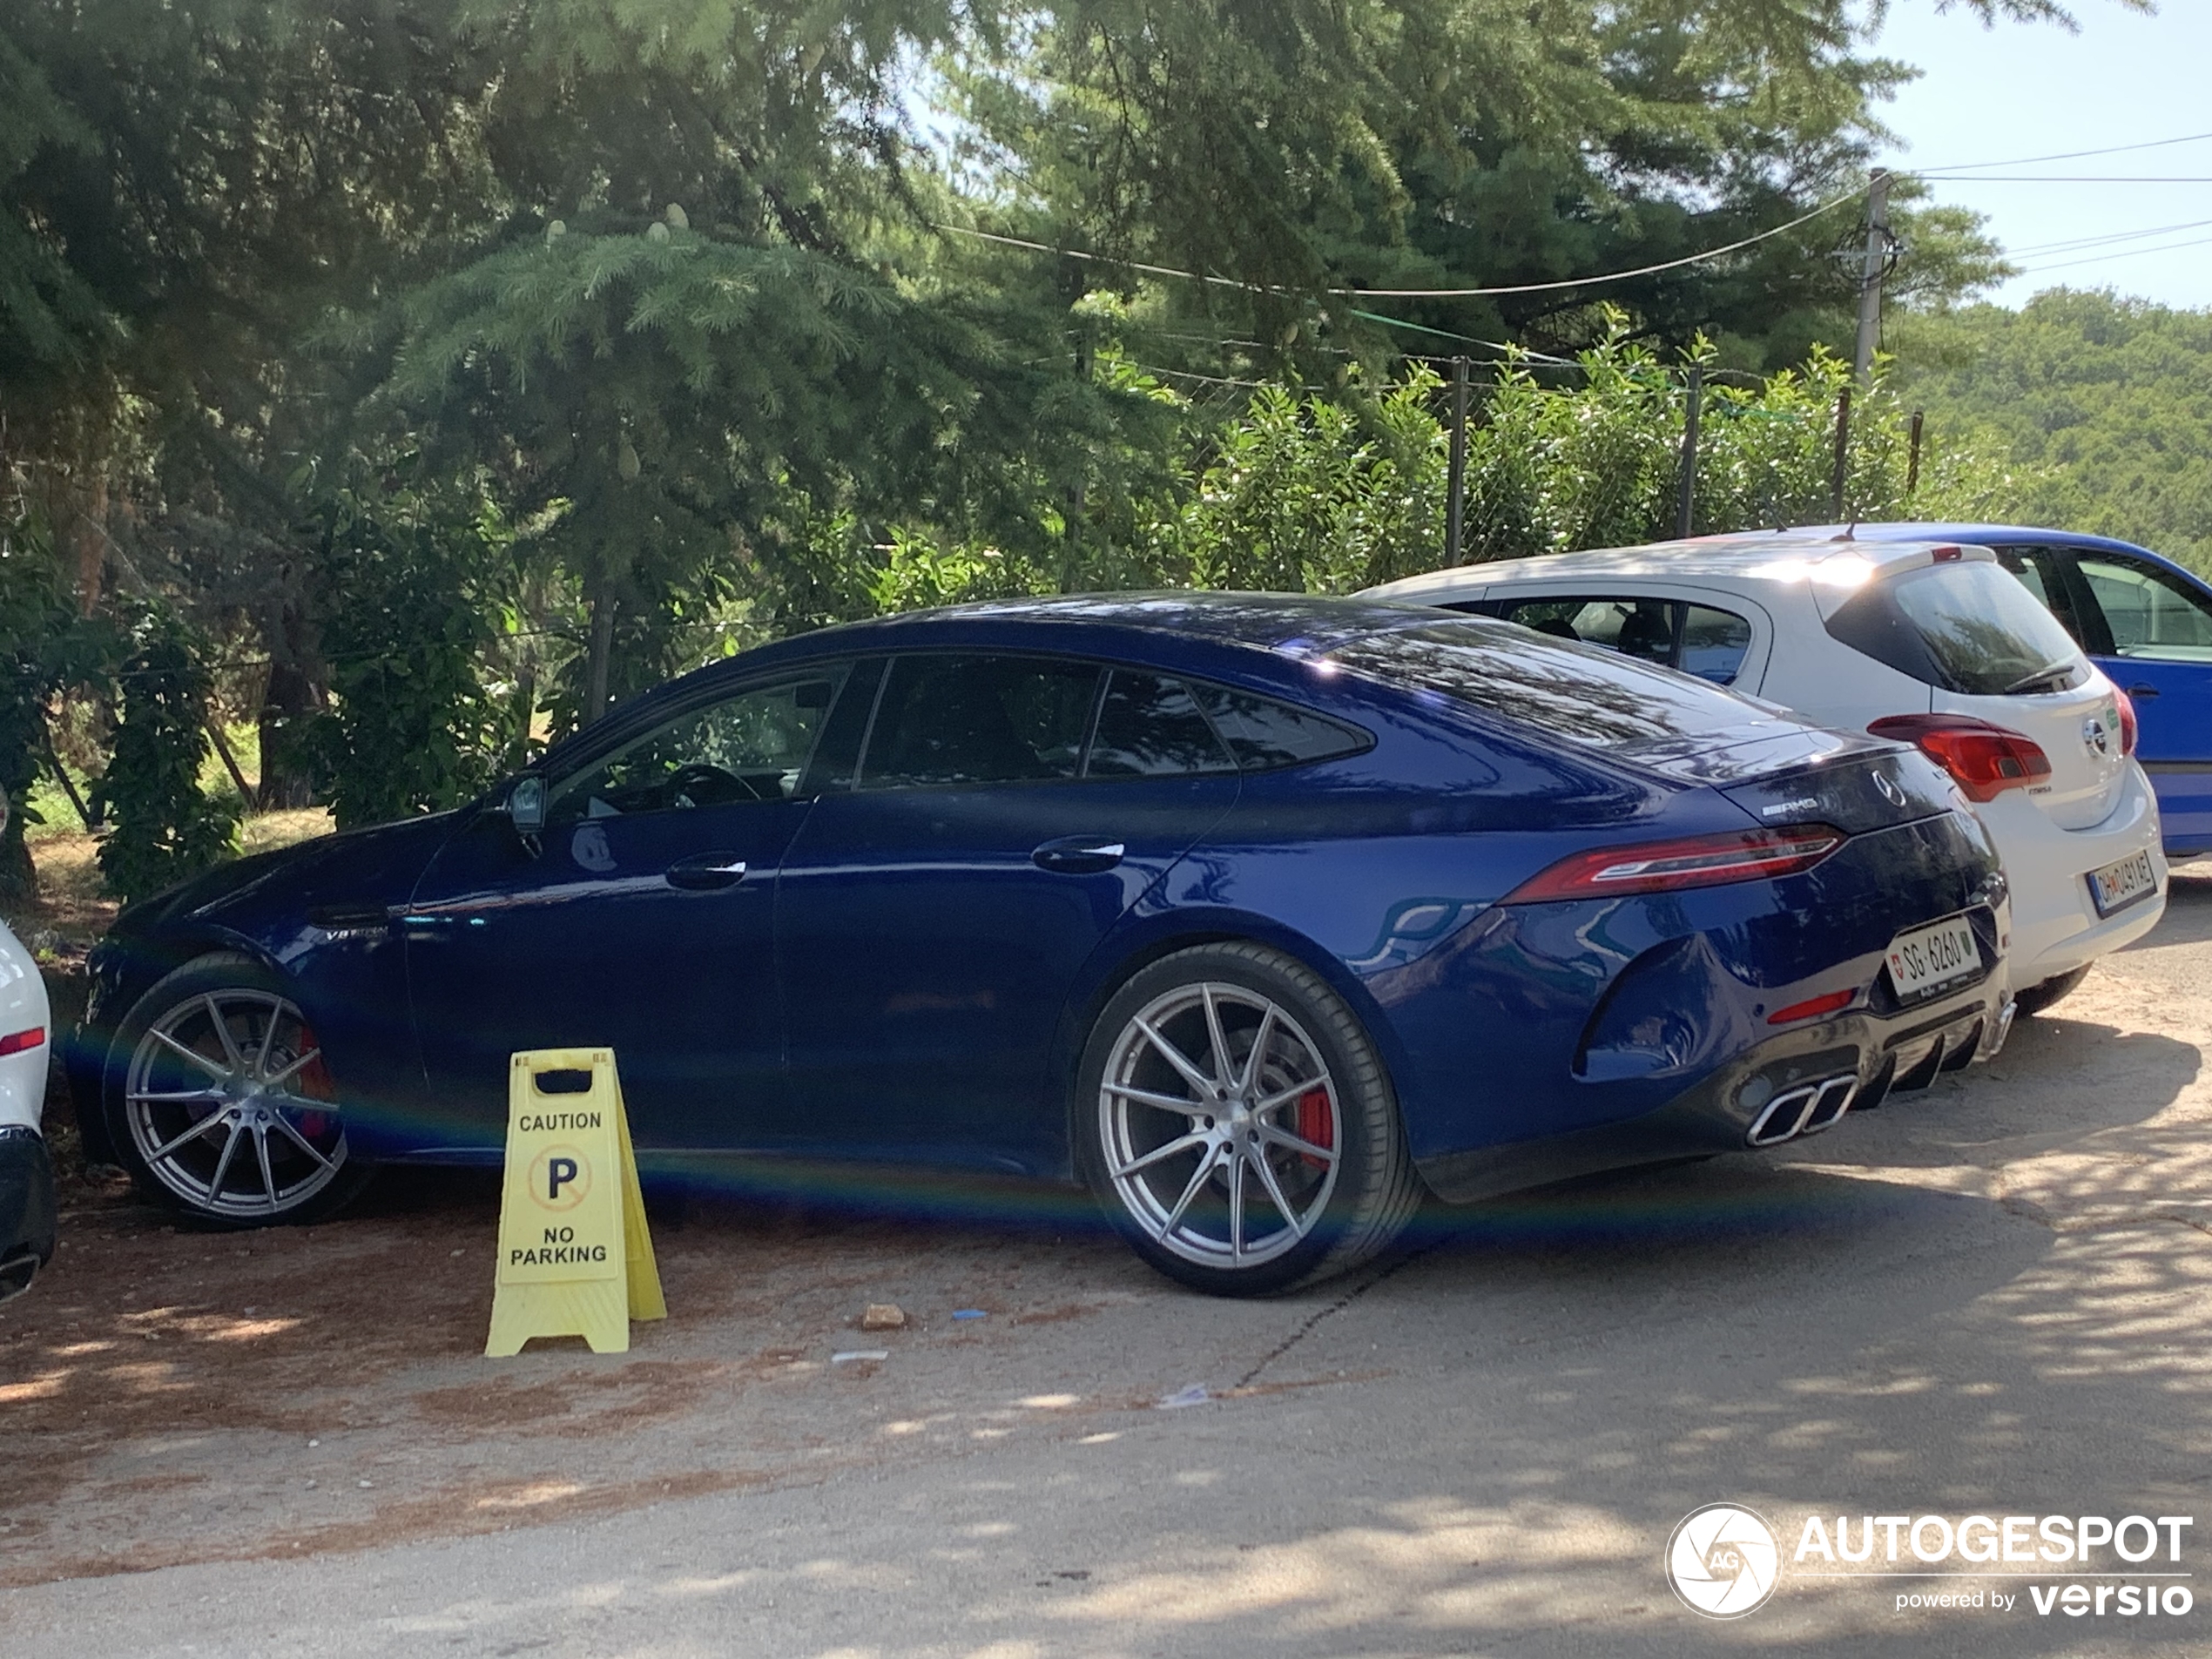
91;608;237;905
308;489;508;831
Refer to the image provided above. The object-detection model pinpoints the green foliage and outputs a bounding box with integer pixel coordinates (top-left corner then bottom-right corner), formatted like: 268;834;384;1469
866;527;1047;613
1172;372;1445;594
91;609;237;906
1893;292;2212;576
308;489;509;830
1157;323;2027;594
0;508;119;897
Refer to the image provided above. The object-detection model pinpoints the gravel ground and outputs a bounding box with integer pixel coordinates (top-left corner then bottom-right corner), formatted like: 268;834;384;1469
2;867;2207;1656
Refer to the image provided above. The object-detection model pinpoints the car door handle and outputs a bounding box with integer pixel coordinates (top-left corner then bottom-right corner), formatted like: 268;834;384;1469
1032;837;1125;874
2127;683;2161;699
665;853;749;891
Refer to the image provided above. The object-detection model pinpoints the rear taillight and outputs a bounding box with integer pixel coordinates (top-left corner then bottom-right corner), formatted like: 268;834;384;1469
0;1026;44;1056
1868;714;2052;803
2115;688;2139;758
1501;824;1844;903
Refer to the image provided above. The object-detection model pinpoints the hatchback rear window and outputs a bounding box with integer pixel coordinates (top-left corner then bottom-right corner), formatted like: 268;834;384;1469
1327;623;1770;746
1825;561;2086;696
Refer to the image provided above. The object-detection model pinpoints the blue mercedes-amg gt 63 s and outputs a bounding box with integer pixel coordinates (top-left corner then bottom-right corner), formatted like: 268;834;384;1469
71;595;2013;1293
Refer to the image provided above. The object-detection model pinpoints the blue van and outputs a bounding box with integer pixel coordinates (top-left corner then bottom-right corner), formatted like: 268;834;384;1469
1809;525;2212;860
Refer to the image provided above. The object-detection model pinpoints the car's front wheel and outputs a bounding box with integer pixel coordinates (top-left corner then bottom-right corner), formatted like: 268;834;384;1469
1076;942;1423;1296
107;954;373;1227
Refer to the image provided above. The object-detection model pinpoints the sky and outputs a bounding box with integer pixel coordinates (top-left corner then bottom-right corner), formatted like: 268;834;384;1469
1869;2;2212;310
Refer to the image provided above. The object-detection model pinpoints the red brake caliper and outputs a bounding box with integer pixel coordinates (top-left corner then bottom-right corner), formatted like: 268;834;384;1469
292;1021;338;1140
1296;1088;1334;1171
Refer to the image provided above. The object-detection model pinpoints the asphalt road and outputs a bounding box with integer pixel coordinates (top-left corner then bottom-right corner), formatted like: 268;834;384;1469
4;868;2209;1657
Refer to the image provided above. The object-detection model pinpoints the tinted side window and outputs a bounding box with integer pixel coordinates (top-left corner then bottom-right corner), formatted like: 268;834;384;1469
1679;605;1753;685
1189;684;1371;770
1993;546;2089;648
1514;597;1677;664
2078;555;2212;663
861;655;1102;788
551;669;847;821
1087;672;1238;778
1497;595;1752;685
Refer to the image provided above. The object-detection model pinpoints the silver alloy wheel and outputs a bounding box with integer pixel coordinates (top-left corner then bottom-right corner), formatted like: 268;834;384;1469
1097;981;1343;1269
124;989;348;1219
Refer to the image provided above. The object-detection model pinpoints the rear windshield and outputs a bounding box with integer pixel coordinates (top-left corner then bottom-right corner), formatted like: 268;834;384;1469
1327;622;1777;746
1826;561;2086;696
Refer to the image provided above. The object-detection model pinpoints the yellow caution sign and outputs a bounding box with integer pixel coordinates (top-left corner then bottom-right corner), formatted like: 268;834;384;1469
486;1049;666;1357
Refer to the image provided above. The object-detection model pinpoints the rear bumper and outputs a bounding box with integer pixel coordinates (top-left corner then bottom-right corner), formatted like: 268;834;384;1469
1416;978;2009;1204
0;1127;57;1301
1982;761;2167;981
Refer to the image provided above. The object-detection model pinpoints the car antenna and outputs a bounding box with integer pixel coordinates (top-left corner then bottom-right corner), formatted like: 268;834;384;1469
1832;523;1858;541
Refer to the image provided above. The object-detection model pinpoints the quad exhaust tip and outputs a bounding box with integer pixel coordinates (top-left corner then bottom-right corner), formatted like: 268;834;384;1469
1746;1074;1858;1148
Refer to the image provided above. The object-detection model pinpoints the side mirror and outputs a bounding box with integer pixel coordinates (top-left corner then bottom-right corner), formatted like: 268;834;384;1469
505;774;547;837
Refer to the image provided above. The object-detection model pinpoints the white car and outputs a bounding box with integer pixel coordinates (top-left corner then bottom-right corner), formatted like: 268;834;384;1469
1;787;56;1300
1368;532;2168;1015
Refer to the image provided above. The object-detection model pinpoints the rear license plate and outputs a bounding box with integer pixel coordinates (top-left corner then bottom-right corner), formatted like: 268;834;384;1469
1885;915;1981;1004
2087;848;2159;917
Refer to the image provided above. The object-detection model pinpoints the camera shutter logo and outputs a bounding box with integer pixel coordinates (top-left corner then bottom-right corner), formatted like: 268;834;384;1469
1668;1504;1781;1619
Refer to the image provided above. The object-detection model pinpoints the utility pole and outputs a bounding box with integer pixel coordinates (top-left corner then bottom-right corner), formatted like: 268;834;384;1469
1444;356;1470;566
1675;367;1703;540
1852;170;1892;384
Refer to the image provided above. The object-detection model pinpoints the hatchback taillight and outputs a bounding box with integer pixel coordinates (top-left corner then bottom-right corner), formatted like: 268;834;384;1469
2115;687;2139;758
1867;714;2052;803
1501;824;1845;903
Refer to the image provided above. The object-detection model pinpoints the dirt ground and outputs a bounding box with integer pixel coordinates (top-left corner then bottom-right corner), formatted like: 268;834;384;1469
3;866;2207;1606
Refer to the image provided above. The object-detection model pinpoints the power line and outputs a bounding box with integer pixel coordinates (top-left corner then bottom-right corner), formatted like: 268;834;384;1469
1912;176;2212;184
2014;232;2212;278
1331;187;1867;297
2003;217;2212;258
940;184;1867;306
1910;128;2212;176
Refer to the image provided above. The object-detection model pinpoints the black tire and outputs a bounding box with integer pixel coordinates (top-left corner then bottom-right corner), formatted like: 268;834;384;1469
105;953;374;1229
2014;964;2094;1020
1075;941;1424;1296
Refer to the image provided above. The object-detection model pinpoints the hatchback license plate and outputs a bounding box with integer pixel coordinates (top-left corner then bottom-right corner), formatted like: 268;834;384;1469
1885;915;1980;1003
2087;848;2159;917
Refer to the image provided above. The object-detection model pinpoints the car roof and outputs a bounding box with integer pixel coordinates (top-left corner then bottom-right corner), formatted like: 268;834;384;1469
759;590;1454;660
1365;530;1993;598
1796;521;2136;550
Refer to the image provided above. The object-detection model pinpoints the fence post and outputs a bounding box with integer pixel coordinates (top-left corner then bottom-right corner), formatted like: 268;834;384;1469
1830;388;1853;521
1445;356;1470;566
1906;408;1925;499
1676;367;1703;540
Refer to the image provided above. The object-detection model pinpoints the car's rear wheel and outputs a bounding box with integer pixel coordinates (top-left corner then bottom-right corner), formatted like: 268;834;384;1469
1076;942;1423;1296
2014;964;2094;1019
108;954;373;1227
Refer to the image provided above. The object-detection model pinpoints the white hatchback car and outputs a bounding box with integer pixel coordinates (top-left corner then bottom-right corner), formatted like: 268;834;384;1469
1369;532;2168;1015
1;790;56;1300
